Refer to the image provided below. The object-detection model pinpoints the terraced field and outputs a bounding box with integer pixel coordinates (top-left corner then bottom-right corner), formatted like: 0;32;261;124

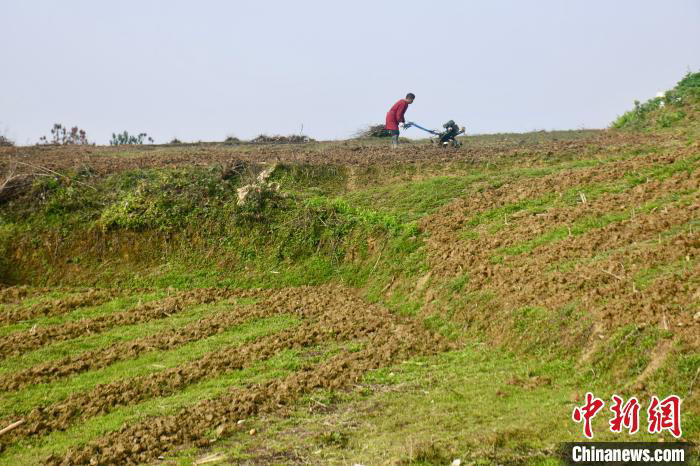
0;285;450;464
0;76;698;464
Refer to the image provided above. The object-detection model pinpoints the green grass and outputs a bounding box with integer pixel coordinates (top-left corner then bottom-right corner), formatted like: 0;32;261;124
0;289;73;309
0;292;166;337
586;324;665;383
612;71;699;130
548;218;699;275
492;190;696;263
633;256;697;291
0;348;308;465
171;342;693;464
0;314;297;418
342;151;644;225
344;175;482;223
0;103;698;464
462;153;698;243
0;298;253;378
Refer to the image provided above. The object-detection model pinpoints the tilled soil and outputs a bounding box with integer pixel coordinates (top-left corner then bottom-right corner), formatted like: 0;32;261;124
0;286;63;304
0;288;243;359
0;288;119;325
45;287;448;465
0;286;331;435
0;132;660;179
1;296;268;391
0;285;448;464
1;132;697;463
428;173;697;280
422;150;693;237
422;147;699;349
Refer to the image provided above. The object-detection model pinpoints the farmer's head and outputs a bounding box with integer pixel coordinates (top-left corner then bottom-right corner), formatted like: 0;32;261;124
406;93;415;104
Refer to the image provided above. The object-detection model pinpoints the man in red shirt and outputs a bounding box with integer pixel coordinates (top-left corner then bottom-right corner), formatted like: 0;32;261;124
385;93;415;148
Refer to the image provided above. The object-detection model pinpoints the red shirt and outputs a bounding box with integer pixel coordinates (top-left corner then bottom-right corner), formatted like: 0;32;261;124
385;99;409;130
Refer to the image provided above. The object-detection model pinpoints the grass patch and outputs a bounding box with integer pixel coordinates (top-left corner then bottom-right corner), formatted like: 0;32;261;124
0;314;296;418
0;298;253;378
0;349;307;465
186;344;628;464
492;190;695;262
586;324;665;383
464;153;698;243
0;291;164;337
548;218;699;275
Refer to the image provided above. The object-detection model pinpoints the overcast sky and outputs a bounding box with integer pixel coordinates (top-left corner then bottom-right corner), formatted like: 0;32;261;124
2;0;699;144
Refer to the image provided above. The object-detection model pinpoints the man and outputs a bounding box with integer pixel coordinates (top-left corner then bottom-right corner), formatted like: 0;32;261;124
385;93;415;148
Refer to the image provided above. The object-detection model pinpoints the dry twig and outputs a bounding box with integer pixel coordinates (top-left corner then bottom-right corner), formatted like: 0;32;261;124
15;160;96;191
0;419;25;437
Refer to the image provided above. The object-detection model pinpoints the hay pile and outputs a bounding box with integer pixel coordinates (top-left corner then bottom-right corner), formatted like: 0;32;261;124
251;134;314;144
356;124;391;138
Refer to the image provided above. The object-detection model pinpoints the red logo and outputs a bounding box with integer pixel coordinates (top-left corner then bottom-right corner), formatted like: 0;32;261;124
648;395;682;438
572;392;605;439
609;395;640;434
571;393;682;439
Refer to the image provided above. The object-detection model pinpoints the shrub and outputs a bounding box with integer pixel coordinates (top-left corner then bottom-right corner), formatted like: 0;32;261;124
0;135;13;147
110;131;153;145
39;123;90;145
97;169;231;231
657;110;686;128
612;71;699;129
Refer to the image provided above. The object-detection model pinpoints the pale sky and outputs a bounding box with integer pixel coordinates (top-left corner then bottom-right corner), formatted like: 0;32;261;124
2;0;699;144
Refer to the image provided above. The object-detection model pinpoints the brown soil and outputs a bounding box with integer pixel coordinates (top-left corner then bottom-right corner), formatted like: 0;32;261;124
423;150;693;240
43;285;447;465
0;286;55;304
0;285;448;464
0;289;241;360
1;297;259;391
0;132;696;463
0;132;661;181
0;288;118;325
421;145;699;351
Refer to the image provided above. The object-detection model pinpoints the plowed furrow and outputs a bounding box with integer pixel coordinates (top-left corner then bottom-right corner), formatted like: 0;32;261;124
0;285;343;391
433;194;698;278
2;288;423;444
448;219;698;347
0;289;118;326
48;312;447;465
424;151;695;240
0;289;243;360
485;172;695;259
0;308;265;391
0;286;62;304
5;131;649;177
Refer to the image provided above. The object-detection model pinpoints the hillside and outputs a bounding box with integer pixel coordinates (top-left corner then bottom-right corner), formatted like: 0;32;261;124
0;77;698;465
613;71;700;134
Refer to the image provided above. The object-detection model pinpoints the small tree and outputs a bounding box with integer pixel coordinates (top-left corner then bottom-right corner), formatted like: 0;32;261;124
110;131;154;145
0;135;13;147
39;123;90;145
